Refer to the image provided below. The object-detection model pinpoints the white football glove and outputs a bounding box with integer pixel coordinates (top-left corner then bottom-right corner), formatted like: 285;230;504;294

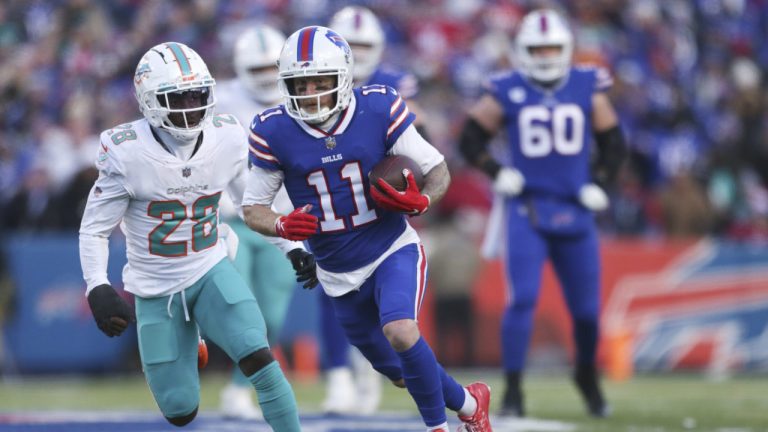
218;223;240;261
579;183;609;211
493;167;525;196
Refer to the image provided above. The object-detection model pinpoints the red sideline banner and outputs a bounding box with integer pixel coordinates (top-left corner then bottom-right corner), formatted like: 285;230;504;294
464;238;768;377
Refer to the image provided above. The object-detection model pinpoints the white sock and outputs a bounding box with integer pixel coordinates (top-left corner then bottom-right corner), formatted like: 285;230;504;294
427;422;449;431
457;387;477;417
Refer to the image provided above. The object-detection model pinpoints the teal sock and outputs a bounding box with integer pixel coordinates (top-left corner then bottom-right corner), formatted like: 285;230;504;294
232;366;250;387
248;361;301;431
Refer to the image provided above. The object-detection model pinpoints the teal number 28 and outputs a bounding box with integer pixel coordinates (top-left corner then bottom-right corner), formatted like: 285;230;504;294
147;193;221;257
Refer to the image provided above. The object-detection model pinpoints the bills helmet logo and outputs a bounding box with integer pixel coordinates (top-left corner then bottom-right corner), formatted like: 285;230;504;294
325;30;351;57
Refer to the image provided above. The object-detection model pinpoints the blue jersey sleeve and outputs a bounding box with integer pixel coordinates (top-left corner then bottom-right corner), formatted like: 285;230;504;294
575;64;613;93
247;107;283;171
382;86;415;149
593;66;613;92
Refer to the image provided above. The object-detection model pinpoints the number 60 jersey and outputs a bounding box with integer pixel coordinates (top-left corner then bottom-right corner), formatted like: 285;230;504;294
79;114;247;298
488;65;613;197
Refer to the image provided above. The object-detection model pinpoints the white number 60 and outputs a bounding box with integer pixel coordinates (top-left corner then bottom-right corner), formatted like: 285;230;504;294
518;104;585;158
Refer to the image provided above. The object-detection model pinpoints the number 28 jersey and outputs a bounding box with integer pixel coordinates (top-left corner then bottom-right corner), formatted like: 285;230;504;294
248;86;415;273
487;66;612;198
80;114;246;298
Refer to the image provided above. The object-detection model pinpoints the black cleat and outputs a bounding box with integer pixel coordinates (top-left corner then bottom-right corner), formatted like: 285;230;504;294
499;383;525;417
573;365;611;418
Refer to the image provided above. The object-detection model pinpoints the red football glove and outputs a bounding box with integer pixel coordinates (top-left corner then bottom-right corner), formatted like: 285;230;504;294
370;169;430;216
275;204;318;241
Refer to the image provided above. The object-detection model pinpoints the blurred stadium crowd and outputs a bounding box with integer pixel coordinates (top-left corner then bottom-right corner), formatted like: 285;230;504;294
0;0;767;241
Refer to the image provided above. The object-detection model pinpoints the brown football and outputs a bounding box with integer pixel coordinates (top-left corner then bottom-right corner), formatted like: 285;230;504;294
369;155;424;192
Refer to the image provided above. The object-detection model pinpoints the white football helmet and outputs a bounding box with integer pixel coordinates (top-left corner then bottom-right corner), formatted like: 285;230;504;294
277;26;354;124
329;6;384;82
234;25;286;104
134;42;216;142
515;9;574;83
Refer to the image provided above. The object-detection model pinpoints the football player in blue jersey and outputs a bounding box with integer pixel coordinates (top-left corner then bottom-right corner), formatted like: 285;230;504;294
242;26;493;432
458;9;627;418
302;5;431;415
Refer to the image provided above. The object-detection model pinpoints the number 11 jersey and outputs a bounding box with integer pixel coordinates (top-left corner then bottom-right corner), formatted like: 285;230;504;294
248;85;415;273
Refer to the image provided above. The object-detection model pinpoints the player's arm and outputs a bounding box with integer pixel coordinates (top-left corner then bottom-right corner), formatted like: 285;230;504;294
79;170;135;337
459;94;524;196
394;125;450;205
576;91;628;212
371;125;450;215
229;165;307;251
242;167;318;243
591;92;626;186
241;166;319;288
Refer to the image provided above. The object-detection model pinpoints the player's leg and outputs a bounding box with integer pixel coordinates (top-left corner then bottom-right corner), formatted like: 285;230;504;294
331;278;404;385
377;243;490;431
500;205;548;417
550;227;609;417
195;259;300;431
318;290;357;414
135;293;201;426
224;221;297;419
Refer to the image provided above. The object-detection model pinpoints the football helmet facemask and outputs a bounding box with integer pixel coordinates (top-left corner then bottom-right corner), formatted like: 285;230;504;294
134;42;216;142
515;9;573;84
329;6;384;83
277;26;354;124
234;25;286;105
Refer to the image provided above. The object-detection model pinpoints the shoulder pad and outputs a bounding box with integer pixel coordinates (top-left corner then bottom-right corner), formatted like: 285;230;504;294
210;112;242;129
96;123;140;176
209;113;247;151
574;64;613;92
250;106;287;135
357;85;399;114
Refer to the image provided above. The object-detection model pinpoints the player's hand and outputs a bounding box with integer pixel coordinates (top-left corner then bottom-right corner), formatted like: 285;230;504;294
287;248;319;289
579;183;609;211
87;284;135;337
370;169;430;216
493;167;524;196
275;204;318;241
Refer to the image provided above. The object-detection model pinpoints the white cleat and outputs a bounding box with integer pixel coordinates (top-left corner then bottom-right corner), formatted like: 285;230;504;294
351;349;382;415
322;367;357;415
220;383;262;420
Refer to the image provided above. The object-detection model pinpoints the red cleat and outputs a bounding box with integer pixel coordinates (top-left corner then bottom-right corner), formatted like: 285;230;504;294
457;382;492;432
198;338;209;369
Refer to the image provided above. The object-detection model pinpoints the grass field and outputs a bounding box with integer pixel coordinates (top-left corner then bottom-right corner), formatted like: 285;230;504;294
1;370;766;432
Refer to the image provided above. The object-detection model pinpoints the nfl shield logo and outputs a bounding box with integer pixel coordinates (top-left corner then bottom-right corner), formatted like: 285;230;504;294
325;136;337;150
182;167;192;178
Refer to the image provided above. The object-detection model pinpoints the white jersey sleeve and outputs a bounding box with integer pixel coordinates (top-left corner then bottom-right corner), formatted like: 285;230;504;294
243;165;285;206
389;124;445;175
226;161;303;254
79;140;132;295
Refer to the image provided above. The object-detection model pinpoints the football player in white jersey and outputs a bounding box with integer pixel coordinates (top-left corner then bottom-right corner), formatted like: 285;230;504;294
78;42;313;430
213;24;301;421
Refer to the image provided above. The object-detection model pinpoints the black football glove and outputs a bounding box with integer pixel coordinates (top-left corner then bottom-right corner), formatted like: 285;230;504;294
287;248;319;289
87;284;136;337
